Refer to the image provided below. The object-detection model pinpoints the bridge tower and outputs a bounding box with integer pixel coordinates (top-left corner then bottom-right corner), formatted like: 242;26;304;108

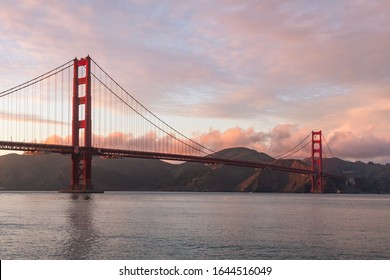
311;131;323;193
69;56;93;192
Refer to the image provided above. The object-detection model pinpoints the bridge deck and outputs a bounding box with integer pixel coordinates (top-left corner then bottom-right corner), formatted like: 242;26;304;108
0;141;320;176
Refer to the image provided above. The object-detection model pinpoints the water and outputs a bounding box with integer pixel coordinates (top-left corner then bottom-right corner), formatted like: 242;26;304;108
0;192;389;259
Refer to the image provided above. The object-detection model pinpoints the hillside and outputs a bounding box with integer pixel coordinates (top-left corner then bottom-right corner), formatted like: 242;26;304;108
0;148;389;193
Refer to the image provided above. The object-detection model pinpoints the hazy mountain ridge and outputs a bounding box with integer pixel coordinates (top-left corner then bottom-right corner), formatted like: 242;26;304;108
0;147;389;193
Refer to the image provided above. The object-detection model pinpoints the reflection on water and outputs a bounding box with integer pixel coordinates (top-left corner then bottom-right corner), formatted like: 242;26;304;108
61;194;99;259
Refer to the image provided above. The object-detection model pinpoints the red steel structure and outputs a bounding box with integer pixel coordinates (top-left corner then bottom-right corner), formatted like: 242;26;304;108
311;131;323;192
70;56;93;192
0;56;341;193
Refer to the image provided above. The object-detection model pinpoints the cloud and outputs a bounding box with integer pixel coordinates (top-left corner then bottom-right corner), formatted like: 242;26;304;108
193;127;269;152
28;119;390;164
192;124;314;159
0;112;68;126
327;131;390;163
44;134;71;145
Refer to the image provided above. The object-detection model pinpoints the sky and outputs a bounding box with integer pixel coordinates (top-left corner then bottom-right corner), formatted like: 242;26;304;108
0;0;390;163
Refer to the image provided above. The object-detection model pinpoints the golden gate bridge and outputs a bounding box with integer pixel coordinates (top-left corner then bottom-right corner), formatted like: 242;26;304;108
0;56;341;193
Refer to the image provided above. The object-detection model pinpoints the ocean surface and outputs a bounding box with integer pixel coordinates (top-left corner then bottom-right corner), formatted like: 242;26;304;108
0;192;389;259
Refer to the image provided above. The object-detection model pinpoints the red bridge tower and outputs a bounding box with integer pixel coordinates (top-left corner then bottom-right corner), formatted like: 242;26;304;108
311;131;323;192
69;56;93;192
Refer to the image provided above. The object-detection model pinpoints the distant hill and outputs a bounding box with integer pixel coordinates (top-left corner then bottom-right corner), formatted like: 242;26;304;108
0;148;389;193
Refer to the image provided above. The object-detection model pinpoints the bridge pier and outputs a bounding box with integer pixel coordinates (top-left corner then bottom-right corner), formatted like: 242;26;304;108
68;148;94;192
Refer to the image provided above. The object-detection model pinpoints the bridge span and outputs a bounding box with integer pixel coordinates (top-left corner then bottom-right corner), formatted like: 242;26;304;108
0;56;342;193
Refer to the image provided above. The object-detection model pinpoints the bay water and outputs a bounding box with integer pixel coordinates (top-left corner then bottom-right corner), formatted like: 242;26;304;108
1;192;389;259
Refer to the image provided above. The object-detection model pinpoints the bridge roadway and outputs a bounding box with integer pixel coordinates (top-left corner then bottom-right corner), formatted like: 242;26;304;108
0;140;326;177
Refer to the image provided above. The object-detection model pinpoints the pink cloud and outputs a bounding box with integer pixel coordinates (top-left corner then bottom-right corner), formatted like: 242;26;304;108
28;120;390;164
327;131;390;163
193;127;268;153
44;134;71;145
192;125;314;159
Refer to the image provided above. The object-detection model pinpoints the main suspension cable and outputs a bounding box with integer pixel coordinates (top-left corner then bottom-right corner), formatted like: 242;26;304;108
90;58;223;157
274;132;311;159
0;60;73;98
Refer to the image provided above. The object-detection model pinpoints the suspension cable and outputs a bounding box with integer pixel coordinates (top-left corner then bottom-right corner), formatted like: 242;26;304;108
0;60;73;98
91;72;213;156
90;58;223;157
322;134;335;158
274;132;311;159
277;139;312;159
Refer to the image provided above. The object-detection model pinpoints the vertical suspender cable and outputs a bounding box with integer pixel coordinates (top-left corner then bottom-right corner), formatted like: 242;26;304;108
55;71;57;142
61;69;64;144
